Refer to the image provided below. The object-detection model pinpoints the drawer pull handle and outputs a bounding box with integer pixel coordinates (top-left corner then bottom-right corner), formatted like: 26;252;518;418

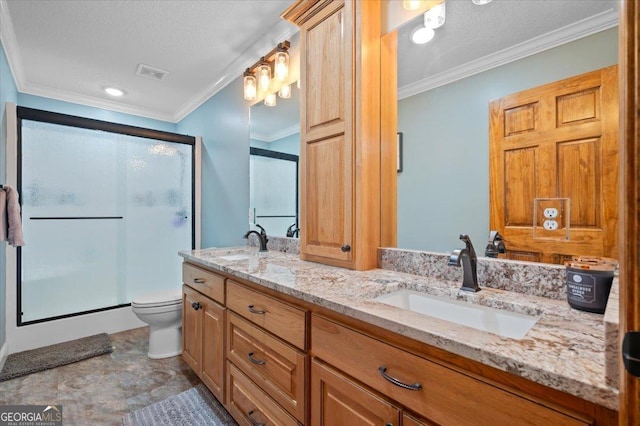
247;304;266;315
378;366;422;391
191;301;201;311
193;278;206;284
247;409;265;426
247;352;266;365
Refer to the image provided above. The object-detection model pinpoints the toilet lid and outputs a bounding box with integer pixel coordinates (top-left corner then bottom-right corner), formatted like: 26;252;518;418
132;289;182;308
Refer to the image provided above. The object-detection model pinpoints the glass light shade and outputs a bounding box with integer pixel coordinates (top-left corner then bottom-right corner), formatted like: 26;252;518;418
411;25;435;44
274;51;289;82
424;3;445;29
243;74;257;100
257;63;271;92
278;84;291;99
264;93;276;107
472;0;492;4
403;0;422;10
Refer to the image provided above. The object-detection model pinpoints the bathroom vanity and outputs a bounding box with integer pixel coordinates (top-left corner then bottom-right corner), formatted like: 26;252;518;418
180;246;618;425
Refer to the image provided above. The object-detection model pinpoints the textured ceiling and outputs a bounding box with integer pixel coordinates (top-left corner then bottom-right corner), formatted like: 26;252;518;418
397;0;619;91
1;0;296;122
1;0;619;124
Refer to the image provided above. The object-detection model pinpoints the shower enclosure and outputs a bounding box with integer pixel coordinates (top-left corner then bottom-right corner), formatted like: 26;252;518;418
17;107;194;325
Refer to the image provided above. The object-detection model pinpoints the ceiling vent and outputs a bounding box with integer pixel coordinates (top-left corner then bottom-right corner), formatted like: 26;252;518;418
136;64;169;80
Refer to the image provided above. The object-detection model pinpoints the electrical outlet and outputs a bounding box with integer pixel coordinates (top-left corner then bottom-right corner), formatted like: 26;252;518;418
543;220;558;230
544;207;559;219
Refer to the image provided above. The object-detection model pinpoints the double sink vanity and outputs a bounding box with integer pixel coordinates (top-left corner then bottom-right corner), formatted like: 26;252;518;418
179;240;619;425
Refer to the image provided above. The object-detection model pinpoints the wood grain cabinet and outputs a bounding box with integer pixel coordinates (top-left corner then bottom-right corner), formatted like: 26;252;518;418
226;280;309;423
283;0;383;270
182;282;226;403
311;314;593;426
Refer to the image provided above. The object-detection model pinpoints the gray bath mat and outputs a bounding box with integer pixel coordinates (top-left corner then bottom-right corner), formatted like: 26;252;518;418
0;333;114;382
122;384;237;426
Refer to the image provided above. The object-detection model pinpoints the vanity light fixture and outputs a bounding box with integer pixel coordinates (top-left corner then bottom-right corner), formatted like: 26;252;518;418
241;40;291;102
274;46;289;82
411;2;446;45
243;70;257;101
257;60;271;93
264;93;277;107
402;0;423;11
104;87;124;97
278;84;291;99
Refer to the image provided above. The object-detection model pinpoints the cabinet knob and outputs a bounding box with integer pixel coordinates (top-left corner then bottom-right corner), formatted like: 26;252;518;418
341;244;351;252
191;301;201;311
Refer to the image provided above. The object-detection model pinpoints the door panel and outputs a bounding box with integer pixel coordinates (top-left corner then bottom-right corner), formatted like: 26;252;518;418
489;65;618;264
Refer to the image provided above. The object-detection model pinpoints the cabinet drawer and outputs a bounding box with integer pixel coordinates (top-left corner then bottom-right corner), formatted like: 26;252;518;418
227;361;298;426
228;312;307;423
311;315;591;426
182;263;225;304
227;280;307;349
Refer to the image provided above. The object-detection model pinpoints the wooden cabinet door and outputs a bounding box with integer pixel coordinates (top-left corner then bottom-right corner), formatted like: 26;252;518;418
182;285;202;374
201;298;225;404
286;0;382;270
489;65;618;264
299;0;354;265
311;359;400;426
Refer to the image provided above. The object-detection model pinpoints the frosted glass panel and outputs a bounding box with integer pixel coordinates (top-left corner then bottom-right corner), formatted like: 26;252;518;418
250;155;297;237
124;139;192;301
20;119;193;323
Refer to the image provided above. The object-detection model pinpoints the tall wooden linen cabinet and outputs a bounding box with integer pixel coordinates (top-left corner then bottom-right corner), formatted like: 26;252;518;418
283;0;383;270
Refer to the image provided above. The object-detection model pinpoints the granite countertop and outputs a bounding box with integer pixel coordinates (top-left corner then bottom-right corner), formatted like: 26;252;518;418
179;246;618;411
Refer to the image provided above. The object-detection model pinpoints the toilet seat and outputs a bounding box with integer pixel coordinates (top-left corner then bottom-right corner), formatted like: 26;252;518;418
132;289;182;309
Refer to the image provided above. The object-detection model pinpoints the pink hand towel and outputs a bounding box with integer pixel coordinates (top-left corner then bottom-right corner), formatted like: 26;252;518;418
3;186;25;247
0;189;6;242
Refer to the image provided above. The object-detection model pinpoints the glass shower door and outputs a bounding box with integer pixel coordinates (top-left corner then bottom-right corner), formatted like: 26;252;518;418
19;119;193;324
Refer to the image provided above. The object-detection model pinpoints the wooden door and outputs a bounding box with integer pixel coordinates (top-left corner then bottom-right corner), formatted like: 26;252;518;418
619;0;640;423
182;285;202;374
298;0;354;265
311;359;400;426
201;298;225;403
489;65;618;264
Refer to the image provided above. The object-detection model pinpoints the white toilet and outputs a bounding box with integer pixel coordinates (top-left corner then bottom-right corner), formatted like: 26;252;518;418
131;288;183;359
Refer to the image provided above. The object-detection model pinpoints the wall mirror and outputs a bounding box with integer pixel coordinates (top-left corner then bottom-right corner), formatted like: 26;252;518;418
249;83;300;238
394;0;619;263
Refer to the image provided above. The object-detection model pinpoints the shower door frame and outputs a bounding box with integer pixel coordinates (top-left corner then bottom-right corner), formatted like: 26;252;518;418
16;106;196;326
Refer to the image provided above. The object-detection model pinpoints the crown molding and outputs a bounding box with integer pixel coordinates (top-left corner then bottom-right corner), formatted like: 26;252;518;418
250;123;300;143
398;8;619;100
1;0;298;124
172;20;299;123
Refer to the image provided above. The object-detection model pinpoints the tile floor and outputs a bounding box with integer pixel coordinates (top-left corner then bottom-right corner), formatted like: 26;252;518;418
0;327;201;425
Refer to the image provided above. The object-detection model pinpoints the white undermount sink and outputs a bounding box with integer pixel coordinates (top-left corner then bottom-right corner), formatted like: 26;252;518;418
374;290;538;339
218;253;251;261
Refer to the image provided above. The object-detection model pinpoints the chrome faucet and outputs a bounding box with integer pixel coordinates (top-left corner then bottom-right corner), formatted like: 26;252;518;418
244;224;269;252
448;234;480;292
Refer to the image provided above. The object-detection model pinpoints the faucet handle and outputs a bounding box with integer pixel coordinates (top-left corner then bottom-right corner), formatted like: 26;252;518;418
256;224;267;236
448;249;462;266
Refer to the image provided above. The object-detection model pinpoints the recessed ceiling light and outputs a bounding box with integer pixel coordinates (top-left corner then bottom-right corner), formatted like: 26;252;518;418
472;0;493;5
411;25;435;44
104;87;124;97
